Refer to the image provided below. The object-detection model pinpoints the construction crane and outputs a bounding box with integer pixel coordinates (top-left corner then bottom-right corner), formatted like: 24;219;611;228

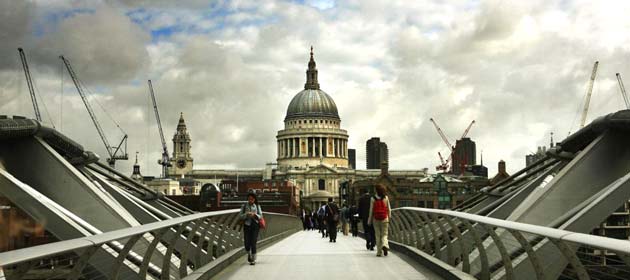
460;120;475;139
59;55;128;168
18;48;42;122
616;73;629;109
454;120;476;175
430;118;476;173
580;61;599;128
430;118;454;172
148;80;171;178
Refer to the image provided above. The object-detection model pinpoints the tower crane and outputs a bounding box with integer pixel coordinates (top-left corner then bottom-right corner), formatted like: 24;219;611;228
148;80;172;178
430;118;454;172
616;73;629;109
18;48;42;122
59;55;128;168
460;120;475;139
580;61;599;128
430;118;476;173
454;120;476;175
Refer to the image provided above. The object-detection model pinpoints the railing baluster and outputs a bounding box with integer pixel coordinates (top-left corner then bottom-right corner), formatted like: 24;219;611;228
421;212;443;260
432;213;454;266
550;239;591;280
443;216;470;273
482;224;513;279
140;228;168;279
398;211;411;244
194;219;212;268
507;229;545;280
387;210;401;242
111;234;143;279
400;210;418;247
408;211;426;250
461;219;489;280
179;220;202;277
417;213;433;254
162;221;191;280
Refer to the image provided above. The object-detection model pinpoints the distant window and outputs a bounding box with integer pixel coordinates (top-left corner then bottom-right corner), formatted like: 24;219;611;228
171;189;176;195
309;120;312;123
427;201;434;208
417;201;425;207
318;179;325;190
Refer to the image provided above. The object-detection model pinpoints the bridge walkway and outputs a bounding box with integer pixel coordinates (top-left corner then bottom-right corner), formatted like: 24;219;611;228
213;230;441;279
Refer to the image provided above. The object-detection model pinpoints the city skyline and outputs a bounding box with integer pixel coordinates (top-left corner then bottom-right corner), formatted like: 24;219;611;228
1;0;630;177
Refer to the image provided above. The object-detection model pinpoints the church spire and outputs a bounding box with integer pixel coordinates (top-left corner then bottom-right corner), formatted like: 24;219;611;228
131;151;142;182
177;112;187;132
304;46;320;90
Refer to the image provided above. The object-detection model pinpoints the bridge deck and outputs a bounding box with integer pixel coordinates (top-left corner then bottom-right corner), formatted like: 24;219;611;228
213;230;441;279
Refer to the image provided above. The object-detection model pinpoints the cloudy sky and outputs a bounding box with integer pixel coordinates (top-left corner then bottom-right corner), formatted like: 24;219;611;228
1;0;629;177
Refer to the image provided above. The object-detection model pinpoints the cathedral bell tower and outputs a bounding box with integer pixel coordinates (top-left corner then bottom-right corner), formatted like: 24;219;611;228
169;112;193;176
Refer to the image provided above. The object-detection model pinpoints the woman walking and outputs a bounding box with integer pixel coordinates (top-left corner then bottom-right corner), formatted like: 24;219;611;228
240;192;263;265
368;184;392;257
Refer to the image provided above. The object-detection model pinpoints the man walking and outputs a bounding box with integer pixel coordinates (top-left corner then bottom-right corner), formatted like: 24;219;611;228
317;204;327;238
325;198;339;243
358;191;375;250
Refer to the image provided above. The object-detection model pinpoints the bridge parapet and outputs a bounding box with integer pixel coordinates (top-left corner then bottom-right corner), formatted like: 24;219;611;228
390;207;630;280
0;210;300;280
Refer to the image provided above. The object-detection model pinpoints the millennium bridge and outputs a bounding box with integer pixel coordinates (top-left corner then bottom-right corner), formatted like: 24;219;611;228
1;110;630;280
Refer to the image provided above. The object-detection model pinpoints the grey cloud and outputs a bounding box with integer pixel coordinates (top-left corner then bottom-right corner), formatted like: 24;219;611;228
30;5;150;84
0;1;36;70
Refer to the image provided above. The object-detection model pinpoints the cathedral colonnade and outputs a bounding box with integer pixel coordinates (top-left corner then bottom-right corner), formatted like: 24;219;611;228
277;136;348;159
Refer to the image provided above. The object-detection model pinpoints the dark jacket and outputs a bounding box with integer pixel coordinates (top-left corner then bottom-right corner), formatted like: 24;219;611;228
325;202;339;223
358;193;371;223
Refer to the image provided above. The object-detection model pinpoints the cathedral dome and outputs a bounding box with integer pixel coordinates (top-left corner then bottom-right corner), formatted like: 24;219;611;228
285;89;339;121
284;47;340;121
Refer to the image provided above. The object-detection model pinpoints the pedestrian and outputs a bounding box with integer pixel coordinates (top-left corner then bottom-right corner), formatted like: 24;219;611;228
317;204;327;238
305;210;313;230
240;192;263;265
299;208;308;230
340;204;349;236
325;197;339;242
349;204;359;237
358;190;375;250
368;184;392;257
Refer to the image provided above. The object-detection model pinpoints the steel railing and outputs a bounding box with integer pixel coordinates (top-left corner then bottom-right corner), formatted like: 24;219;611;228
0;209;301;280
389;207;630;280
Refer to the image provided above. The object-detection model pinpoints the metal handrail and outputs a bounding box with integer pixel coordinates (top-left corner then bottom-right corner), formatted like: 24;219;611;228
0;210;301;280
390;207;630;280
0;210;236;267
397;207;630;254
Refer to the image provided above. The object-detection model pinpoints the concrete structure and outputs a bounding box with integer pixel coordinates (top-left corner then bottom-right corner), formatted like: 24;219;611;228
145;178;182;196
366;137;388;169
348;148;356;169
489;160;509;185
451;137;476;175
168;113;193;177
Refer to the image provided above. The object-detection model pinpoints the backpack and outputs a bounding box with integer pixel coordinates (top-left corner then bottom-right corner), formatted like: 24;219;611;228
373;197;388;220
328;203;339;222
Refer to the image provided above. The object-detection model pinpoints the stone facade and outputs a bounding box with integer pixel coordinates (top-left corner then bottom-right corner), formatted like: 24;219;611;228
168;113;193;176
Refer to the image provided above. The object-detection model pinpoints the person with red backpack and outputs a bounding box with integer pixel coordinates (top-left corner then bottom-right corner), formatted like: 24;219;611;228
368;184;392;257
